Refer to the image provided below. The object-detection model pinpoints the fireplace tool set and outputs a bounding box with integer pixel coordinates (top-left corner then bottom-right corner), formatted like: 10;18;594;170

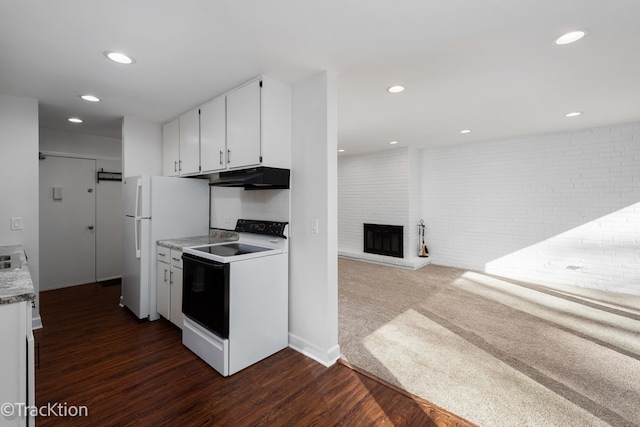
418;220;429;257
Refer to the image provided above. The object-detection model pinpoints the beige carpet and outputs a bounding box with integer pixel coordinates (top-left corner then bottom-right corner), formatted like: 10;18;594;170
338;258;640;427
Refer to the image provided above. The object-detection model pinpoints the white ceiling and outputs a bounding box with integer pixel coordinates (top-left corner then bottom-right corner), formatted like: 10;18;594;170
1;1;639;155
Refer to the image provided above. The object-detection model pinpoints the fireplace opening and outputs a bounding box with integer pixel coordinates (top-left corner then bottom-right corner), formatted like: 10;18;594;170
364;223;403;258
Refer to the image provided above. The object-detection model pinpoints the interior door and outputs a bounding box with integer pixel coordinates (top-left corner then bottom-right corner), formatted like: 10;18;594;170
39;155;97;290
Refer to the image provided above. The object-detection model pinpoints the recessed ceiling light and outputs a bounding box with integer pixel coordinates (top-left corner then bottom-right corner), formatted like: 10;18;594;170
565;111;582;117
389;141;399;145
80;94;100;102
104;51;135;64
387;85;405;93
460;129;472;134
338;149;345;153
554;30;587;45
68;117;83;123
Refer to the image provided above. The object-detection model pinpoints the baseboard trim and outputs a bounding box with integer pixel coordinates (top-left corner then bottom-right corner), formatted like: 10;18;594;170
32;315;43;330
338;251;431;270
288;333;340;367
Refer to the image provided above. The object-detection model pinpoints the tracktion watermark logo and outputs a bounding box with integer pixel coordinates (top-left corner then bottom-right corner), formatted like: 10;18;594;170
2;402;88;418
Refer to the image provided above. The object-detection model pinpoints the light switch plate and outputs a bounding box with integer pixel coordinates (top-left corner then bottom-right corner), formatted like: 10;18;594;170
53;186;63;200
11;217;23;230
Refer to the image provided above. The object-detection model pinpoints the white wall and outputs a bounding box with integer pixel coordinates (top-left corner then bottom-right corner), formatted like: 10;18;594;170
40;128;121;159
96;159;123;281
122;116;162;177
210;187;289;229
338;147;423;260
289;71;340;366
422;122;640;295
0;94;40;326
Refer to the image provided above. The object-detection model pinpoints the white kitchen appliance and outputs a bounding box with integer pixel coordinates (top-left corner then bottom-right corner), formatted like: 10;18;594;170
122;175;209;320
181;219;289;376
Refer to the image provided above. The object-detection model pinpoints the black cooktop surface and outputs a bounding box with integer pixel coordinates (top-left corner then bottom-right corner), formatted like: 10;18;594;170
193;243;271;257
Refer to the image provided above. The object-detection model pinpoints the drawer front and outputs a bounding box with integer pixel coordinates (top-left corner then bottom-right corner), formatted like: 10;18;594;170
157;245;170;262
170;249;183;269
183;317;229;376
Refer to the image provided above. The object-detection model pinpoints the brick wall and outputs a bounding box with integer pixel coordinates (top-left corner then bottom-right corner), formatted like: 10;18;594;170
338;148;414;259
422;122;640;295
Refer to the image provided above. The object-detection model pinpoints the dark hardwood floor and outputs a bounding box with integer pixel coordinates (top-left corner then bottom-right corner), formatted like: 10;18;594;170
34;283;474;426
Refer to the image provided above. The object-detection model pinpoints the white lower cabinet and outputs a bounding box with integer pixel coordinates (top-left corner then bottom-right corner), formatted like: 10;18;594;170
169;262;183;327
156;245;184;329
0;301;34;427
156;261;170;320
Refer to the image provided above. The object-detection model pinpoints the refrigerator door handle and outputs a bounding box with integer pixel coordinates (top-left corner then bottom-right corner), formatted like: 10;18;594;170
134;178;142;219
134;178;143;258
135;217;141;258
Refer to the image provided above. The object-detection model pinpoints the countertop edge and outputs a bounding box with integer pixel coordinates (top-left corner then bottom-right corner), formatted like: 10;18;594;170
0;244;36;305
157;230;239;250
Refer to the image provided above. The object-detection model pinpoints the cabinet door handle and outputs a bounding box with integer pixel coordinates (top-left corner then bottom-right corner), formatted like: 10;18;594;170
170;270;173;285
179;160;182;171
164;269;168;282
227;149;231;163
220;150;223;165
174;161;177;172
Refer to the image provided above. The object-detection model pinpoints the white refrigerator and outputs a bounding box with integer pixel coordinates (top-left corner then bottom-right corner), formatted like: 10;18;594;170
122;175;209;320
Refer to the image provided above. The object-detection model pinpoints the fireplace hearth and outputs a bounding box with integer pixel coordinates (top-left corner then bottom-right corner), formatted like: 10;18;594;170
364;223;403;258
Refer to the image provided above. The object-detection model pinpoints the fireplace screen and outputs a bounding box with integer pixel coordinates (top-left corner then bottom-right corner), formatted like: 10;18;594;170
363;223;403;258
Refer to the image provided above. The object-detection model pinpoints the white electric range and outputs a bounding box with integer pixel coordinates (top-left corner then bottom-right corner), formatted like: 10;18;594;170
181;219;289;376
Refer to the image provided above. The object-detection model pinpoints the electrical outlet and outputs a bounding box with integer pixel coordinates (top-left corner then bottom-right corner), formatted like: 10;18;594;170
311;218;319;234
223;216;230;224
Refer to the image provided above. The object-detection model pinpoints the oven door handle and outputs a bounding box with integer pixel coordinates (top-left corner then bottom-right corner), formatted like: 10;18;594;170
183;253;226;269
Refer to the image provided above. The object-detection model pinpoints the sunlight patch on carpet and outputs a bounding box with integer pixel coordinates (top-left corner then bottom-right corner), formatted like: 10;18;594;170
456;272;640;354
362;308;607;427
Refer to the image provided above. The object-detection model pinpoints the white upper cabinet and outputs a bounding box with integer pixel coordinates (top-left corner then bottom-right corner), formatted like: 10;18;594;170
226;80;261;169
200;95;227;173
257;76;291;169
179;108;201;175
162;75;291;177
162;119;179;177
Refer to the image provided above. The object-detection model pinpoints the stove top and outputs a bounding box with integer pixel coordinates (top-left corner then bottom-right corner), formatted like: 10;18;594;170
192;242;271;257
183;219;289;263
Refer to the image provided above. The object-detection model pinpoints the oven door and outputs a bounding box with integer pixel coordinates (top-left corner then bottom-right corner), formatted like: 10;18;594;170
182;253;230;339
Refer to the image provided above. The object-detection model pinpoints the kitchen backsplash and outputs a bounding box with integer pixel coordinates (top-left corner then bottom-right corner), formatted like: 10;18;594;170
210;187;290;229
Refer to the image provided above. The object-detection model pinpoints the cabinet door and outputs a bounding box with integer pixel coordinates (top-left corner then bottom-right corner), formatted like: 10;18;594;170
179;108;201;175
200;95;227;173
170;266;183;329
162;119;180;176
226;79;261;168
156;262;170;320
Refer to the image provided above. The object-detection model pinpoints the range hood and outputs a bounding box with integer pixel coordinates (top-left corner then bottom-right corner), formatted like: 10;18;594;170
209;166;290;190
